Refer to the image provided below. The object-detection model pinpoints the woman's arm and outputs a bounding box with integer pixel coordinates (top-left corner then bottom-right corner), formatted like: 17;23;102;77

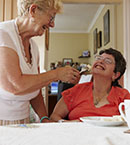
50;97;69;122
50;98;80;122
0;47;80;95
30;90;50;123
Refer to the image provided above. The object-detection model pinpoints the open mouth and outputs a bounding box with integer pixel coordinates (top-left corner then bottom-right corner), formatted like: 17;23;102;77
95;64;105;70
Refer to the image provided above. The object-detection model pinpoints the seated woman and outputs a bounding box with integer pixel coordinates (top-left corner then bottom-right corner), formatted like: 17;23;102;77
50;48;130;122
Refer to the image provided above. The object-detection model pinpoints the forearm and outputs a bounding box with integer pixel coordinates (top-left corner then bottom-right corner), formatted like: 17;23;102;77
3;68;80;95
2;69;58;95
50;113;64;122
50;98;69;122
16;70;58;95
30;90;48;122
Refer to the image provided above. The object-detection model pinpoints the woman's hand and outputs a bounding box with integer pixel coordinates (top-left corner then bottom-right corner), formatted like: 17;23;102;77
55;66;80;84
41;119;54;123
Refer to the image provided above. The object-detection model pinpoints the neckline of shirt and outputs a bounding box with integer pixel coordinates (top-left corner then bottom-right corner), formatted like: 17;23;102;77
14;19;33;69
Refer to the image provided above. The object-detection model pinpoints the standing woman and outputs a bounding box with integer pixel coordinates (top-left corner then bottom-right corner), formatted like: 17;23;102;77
0;0;80;125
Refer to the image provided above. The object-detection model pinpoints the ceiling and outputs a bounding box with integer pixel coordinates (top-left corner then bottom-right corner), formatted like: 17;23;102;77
50;3;105;33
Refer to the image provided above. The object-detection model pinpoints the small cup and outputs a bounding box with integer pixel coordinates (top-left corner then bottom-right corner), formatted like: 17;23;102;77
119;99;130;129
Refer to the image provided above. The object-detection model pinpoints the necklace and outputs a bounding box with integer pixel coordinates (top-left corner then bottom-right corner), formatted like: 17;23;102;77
94;94;108;106
94;97;102;105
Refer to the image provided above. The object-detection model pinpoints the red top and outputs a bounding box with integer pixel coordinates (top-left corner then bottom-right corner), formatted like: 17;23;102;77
62;82;130;120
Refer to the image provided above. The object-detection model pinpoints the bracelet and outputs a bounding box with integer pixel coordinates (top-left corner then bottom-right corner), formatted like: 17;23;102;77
40;116;49;123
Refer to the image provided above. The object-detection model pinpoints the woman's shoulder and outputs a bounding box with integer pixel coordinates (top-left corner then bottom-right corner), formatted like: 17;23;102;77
113;86;130;99
62;82;92;95
0;20;17;42
113;86;129;93
0;20;14;31
0;20;17;52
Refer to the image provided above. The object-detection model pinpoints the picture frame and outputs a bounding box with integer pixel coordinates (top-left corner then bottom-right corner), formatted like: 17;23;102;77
62;58;73;66
103;10;110;46
93;28;98;54
45;28;49;50
97;31;102;48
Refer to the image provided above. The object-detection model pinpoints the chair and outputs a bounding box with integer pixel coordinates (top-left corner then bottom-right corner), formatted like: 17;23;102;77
57;81;75;101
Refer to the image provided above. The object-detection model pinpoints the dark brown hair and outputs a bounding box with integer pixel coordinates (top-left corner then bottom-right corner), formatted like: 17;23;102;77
99;48;126;87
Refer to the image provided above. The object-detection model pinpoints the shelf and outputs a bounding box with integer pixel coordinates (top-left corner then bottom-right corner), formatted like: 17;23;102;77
78;56;90;58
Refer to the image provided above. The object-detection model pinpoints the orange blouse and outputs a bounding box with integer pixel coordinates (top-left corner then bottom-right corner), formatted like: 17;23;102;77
62;82;130;120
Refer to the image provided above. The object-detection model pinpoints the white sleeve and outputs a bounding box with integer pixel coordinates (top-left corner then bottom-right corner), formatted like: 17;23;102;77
0;29;17;52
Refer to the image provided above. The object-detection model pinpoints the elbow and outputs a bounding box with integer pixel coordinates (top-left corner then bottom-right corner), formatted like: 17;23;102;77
12;83;28;95
50;113;62;122
12;89;24;95
50;113;56;121
0;75;28;95
50;113;54;121
3;82;28;95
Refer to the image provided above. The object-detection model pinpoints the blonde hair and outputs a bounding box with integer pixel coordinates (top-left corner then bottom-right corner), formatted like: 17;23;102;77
17;0;62;16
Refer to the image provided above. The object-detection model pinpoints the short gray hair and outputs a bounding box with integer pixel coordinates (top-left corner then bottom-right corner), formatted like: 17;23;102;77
17;0;62;16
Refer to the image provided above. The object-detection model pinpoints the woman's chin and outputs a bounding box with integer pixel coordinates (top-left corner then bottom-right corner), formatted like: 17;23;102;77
39;32;44;36
35;31;44;36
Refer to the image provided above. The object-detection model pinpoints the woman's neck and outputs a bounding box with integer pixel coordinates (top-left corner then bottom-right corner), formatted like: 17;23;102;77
16;16;33;41
93;75;112;97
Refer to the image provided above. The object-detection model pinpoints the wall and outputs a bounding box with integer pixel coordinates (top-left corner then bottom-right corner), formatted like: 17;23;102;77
0;0;17;21
88;4;123;64
116;3;123;53
123;0;130;91
48;33;89;70
88;5;116;64
49;4;123;68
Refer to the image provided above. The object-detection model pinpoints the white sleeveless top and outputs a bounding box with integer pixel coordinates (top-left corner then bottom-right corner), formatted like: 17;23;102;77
0;19;40;120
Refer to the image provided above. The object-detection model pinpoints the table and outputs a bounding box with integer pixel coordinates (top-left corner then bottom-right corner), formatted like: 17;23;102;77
0;122;129;145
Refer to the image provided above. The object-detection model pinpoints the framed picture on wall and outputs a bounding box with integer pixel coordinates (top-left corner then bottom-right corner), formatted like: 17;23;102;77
93;28;98;54
103;10;110;46
97;31;102;48
62;58;73;66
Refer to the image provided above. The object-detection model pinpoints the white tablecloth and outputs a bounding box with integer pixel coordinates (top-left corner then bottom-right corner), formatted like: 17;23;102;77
0;123;129;145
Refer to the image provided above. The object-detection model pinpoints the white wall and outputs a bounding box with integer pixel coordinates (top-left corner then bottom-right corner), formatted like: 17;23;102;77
124;0;130;92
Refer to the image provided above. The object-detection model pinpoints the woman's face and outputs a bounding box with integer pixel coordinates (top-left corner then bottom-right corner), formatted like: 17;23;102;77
30;7;56;36
91;53;116;79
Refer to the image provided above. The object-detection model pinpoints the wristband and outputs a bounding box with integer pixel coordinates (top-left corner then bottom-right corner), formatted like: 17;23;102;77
40;116;49;123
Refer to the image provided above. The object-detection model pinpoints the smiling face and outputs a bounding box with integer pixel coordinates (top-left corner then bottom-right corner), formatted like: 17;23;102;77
28;4;56;36
91;53;117;80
